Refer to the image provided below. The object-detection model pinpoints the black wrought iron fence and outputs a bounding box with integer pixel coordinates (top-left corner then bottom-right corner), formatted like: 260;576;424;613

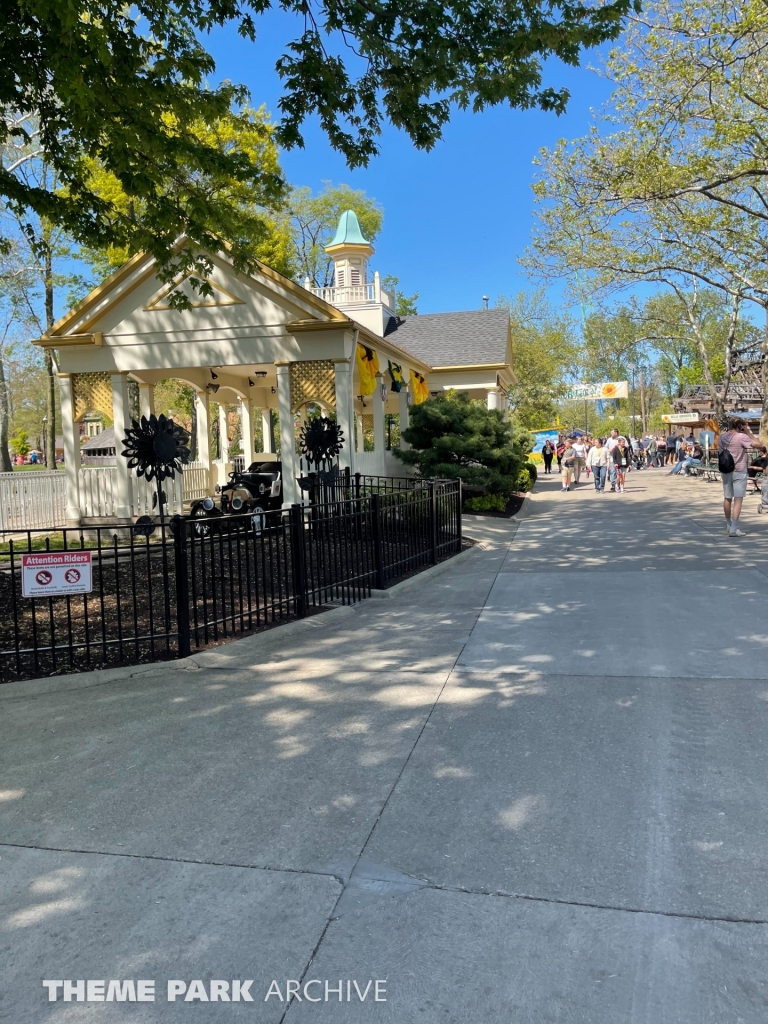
0;478;462;683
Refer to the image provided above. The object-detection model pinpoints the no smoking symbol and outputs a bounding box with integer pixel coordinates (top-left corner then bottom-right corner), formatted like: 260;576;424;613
35;570;52;586
64;568;81;584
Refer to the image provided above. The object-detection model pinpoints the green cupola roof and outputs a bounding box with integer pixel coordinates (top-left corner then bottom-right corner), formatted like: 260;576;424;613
330;210;369;246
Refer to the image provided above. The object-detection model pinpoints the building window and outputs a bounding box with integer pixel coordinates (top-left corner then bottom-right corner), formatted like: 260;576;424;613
336;268;345;287
350;269;361;286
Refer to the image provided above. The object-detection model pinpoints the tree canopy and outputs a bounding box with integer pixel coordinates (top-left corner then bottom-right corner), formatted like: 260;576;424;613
2;0;638;290
524;0;768;429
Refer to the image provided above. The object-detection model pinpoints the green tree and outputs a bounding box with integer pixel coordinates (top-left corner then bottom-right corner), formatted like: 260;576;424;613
9;428;29;458
75;106;292;286
497;291;579;428
525;0;768;432
382;276;419;317
2;0;637;290
394;391;531;495
289;182;383;286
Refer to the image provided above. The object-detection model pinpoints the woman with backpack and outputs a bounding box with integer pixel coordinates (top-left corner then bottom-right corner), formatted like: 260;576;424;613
718;417;759;536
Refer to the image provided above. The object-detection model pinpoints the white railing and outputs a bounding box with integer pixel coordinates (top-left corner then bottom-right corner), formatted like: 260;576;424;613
182;462;210;502
79;466;118;518
0;461;214;531
231;455;246;474
310;283;391;308
0;471;67;531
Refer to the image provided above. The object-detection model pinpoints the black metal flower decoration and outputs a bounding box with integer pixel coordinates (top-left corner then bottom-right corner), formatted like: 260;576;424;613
299;417;345;468
121;414;191;483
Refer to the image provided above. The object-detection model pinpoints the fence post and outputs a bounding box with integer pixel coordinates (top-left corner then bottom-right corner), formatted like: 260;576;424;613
456;477;463;551
371;492;386;590
354;471;361;501
173;516;191;658
429;481;438;565
290;503;307;618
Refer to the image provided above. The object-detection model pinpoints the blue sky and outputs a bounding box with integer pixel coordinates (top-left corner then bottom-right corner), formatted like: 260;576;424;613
204;15;616;316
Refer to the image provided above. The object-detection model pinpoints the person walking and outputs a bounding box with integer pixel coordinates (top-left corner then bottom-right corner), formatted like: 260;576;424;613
612;436;632;492
586;437;609;492
666;432;678;465
556;438;565;472
542;439;555;475
719;417;759;536
572;436;587;484
646;435;658;468
605;428;620;491
560;439;577;492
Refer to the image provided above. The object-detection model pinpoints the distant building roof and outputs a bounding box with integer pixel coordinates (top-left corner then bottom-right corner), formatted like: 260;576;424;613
330;210;370;246
384;309;509;367
81;426;116;452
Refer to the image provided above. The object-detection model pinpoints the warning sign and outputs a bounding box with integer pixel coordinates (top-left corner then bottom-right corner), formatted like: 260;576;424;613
21;552;93;597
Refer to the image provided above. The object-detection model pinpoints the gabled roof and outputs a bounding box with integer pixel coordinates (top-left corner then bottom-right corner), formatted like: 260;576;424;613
43;244;349;340
383;309;510;367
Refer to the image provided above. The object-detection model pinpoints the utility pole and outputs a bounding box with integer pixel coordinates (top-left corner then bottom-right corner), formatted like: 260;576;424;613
628;362;636;436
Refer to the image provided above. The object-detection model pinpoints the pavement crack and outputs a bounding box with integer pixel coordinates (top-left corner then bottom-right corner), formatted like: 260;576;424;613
416;878;768;926
0;841;344;884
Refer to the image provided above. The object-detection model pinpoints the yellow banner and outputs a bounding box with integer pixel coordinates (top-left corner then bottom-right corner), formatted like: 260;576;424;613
410;370;429;405
356;344;380;396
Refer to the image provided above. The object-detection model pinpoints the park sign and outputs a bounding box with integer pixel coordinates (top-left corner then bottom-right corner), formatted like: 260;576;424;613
562;381;629;401
21;552;93;597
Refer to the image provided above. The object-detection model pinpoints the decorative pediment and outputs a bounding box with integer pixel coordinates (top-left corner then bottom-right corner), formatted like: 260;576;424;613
144;275;244;311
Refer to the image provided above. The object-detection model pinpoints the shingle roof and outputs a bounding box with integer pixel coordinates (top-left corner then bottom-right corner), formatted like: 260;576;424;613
81;426;116;451
383;309;509;367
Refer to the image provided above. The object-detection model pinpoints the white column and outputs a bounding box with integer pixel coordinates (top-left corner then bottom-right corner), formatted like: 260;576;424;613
487;389;500;411
240;399;254;467
194;390;212;493
373;373;386;474
373;374;386;449
398;385;411;450
356;413;364;452
58;374;82;525
215;402;231;489
139;383;155;420
261;408;274;453
276;363;298;505
111;372;133;519
334;360;354;472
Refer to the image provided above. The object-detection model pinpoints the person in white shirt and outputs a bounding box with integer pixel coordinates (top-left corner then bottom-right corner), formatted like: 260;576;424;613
571;438;587;484
585;437;610;492
605;429;620;491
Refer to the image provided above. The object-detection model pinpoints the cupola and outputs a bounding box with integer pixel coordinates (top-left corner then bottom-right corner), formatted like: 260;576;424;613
325;210;375;290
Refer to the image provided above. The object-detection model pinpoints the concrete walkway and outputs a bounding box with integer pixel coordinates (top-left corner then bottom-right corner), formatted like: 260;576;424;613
3;468;768;1022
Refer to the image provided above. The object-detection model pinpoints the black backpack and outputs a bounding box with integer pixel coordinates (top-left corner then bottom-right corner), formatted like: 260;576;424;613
718;447;735;474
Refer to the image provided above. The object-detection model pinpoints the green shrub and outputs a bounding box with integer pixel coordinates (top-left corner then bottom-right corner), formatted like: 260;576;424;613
516;467;535;492
394;391;531;494
464;493;509;513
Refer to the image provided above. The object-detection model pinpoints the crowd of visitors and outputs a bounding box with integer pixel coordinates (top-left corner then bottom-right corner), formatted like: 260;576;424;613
543;418;767;535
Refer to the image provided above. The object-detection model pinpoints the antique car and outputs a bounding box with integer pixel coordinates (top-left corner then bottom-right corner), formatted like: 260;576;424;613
189;461;282;534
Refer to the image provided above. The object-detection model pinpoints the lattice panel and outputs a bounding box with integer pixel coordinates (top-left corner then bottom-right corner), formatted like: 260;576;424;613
289;360;336;413
73;372;113;422
362;414;374;432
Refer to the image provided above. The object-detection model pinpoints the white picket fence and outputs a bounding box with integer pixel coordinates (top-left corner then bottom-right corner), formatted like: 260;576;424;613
0;472;68;531
0;462;211;531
